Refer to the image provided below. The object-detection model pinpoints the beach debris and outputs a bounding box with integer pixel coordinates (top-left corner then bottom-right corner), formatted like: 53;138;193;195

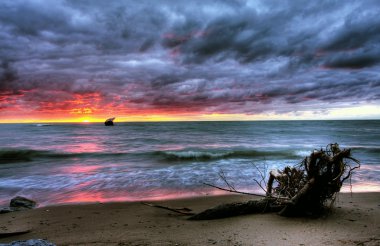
104;117;115;126
0;197;37;214
353;237;380;245
141;202;195;216
10;196;37;210
189;199;279;220
0;230;31;239
0;239;55;246
0;208;13;214
188;143;360;219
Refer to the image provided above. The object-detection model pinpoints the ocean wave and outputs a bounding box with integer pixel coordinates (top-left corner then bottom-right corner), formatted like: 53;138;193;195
157;149;300;161
35;124;53;127
350;146;380;153
0;146;332;164
0;149;50;163
0;149;125;164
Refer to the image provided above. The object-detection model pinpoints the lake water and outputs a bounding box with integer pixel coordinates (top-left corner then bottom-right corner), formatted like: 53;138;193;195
0;120;379;206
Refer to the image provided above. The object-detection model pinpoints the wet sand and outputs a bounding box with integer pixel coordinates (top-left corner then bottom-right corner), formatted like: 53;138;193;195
0;192;379;246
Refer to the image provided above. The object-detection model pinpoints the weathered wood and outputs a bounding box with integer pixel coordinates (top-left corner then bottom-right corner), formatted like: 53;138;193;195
266;172;275;196
278;177;316;216
203;182;268;198
187;143;360;220
0;230;31;238
141;202;195;216
143;144;359;220
188;199;281;220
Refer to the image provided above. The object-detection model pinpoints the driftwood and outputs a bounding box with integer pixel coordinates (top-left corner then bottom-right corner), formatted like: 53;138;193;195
188;143;360;220
0;230;31;238
188;199;283;220
144;144;359;220
142;202;195;216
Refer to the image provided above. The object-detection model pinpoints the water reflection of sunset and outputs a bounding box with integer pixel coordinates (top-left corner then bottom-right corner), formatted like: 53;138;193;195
47;188;231;206
60;165;103;174
67;139;103;153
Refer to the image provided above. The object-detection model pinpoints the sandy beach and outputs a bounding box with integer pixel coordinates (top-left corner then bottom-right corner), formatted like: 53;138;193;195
0;192;379;246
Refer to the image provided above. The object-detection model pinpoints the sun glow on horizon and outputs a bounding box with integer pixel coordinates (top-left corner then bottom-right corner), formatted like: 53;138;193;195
0;103;379;123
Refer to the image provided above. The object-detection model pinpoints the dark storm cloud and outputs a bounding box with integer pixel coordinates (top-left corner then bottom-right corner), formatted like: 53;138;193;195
0;0;379;116
0;60;21;95
322;7;380;52
167;1;331;63
324;49;380;69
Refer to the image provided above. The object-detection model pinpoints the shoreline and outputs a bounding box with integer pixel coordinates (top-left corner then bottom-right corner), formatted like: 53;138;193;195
3;189;380;209
1;192;379;245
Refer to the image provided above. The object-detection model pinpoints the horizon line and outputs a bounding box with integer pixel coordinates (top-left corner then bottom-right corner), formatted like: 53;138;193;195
1;118;379;124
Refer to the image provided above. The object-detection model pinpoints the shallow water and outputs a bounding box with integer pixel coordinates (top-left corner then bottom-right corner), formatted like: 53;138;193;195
0;120;379;206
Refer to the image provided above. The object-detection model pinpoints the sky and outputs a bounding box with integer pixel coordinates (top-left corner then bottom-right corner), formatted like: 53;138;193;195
0;0;380;122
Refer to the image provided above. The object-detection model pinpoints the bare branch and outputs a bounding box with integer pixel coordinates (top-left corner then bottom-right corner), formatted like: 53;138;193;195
203;182;290;201
141;202;195;216
203;182;267;197
252;162;268;193
218;170;236;191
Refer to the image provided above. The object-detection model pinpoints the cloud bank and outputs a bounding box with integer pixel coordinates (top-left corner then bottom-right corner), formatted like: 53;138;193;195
1;0;379;120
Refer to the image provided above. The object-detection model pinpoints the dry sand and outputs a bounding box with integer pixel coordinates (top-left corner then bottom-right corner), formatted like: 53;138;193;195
0;192;379;246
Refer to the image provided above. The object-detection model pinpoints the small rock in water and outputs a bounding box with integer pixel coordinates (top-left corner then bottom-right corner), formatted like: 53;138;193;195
104;117;115;126
10;196;37;210
0;239;55;246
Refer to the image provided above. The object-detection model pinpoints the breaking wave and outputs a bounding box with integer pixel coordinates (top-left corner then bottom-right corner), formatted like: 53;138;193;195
2;144;377;164
157;149;300;161
0;149;124;164
0;147;302;164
